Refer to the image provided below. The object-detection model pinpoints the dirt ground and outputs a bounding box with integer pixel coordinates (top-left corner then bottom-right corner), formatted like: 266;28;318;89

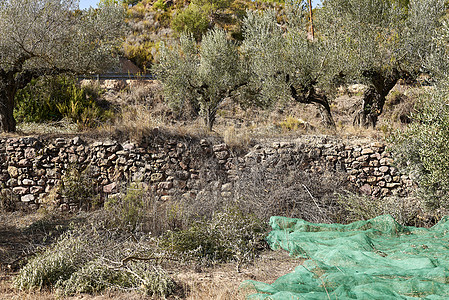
0;211;302;300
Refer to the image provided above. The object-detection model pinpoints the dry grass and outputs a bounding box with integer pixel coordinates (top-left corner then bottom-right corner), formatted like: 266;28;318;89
0;249;301;300
176;250;302;300
6;78;426;144
0;205;301;300
16;119;79;135
8;79;412;142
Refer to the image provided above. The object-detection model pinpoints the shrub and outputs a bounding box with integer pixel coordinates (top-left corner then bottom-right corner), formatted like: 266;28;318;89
104;182;147;232
152;0;166;10
336;192;425;226
389;90;449;210
60;166;100;210
233;161;350;223
15;227;176;297
102;182;187;235
0;188;16;212
14;232;90;291
14;75;112;128
223;126;251;151
60;259;174;296
171;4;210;41
160;207;266;269
123;40;157;69
278;116;310;132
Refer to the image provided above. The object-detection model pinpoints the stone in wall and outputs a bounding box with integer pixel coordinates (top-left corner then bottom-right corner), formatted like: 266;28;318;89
0;134;412;210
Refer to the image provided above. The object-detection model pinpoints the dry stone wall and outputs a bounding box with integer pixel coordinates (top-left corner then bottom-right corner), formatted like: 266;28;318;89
0;135;412;210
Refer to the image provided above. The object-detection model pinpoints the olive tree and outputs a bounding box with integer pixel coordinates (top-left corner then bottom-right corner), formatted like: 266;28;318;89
317;0;445;128
0;0;125;132
241;8;337;128
390;18;449;210
390;90;449;210
154;29;248;131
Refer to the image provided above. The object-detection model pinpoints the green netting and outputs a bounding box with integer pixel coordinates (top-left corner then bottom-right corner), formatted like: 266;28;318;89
241;215;449;299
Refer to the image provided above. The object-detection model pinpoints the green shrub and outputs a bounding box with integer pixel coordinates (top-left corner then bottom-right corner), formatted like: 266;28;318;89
160;207;266;268
123;40;157;69
14;232;90;290
14;75;112;128
278;116;309;132
153;0;166;10
61;259;131;294
171;4;210;40
104;182;147;232
60;166;100;210
60;259;174;296
389;90;449;210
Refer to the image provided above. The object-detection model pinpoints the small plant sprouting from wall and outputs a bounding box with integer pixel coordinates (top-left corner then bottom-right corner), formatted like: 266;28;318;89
60;166;100;210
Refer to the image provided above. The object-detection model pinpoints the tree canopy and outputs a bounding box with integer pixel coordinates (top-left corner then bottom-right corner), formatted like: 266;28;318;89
317;0;445;127
154;29;248;130
242;8;337;128
0;0;126;132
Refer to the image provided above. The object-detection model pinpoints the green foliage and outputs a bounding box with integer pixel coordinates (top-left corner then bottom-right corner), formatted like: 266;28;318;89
192;0;234;11
425;20;449;90
390;90;449;210
241;7;336;127
171;0;235;40
152;0;167;10
154;29;248;130
160;207;266;267
171;4;210;40
317;0;444;82
98;0;124;6
60;166;100;210
407;17;449;208
104;183;147;232
279;116;305;131
14;232;90;290
14;76;112;128
0;0;125;132
122;0;140;5
123;40;157;70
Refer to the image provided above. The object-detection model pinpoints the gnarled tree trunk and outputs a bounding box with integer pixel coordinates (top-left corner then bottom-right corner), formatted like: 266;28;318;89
204;106;217;132
353;69;400;128
290;83;336;128
0;74;17;132
0;67;62;133
307;87;335;128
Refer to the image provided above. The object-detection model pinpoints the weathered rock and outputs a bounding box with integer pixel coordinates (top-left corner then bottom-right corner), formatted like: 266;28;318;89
103;182;118;193
213;144;228;152
150;173;164;182
7;166;18;178
21;194;35;202
361;148;374;155
22;179;35;186
13;187;28;195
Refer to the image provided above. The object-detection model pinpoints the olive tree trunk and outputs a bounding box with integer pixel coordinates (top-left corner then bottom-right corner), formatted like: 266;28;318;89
290;84;336;128
308;87;335;128
0;76;17;132
353;70;400;128
203;104;218;131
